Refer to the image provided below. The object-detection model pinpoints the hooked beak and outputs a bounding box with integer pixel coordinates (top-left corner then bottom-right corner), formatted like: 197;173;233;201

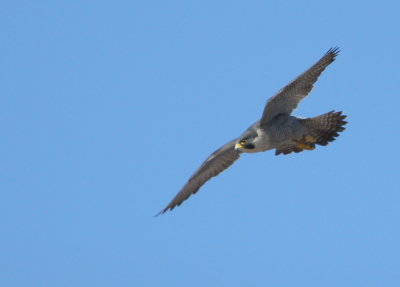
235;142;255;151
234;143;244;151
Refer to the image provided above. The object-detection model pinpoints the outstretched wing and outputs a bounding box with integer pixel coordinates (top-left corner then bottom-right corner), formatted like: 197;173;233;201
260;47;340;127
157;139;240;215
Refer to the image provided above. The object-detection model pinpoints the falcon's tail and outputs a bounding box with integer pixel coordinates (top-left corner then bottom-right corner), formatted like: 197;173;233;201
300;110;347;146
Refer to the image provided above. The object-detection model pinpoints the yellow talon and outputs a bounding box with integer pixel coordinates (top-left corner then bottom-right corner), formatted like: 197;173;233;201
304;136;317;143
296;142;315;150
295;137;316;150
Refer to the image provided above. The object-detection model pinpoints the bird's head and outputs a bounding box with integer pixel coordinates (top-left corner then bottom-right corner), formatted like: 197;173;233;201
235;137;256;153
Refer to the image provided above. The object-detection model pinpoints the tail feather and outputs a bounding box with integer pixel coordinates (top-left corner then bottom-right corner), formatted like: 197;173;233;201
275;111;347;156
300;110;347;146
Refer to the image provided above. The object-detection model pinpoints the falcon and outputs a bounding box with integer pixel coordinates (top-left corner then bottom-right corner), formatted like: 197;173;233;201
158;47;347;215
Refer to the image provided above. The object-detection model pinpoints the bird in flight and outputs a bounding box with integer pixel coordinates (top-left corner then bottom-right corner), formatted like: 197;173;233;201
158;47;347;215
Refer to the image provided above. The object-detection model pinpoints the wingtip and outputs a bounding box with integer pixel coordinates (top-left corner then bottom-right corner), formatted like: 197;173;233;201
154;204;177;217
326;46;340;58
154;208;168;217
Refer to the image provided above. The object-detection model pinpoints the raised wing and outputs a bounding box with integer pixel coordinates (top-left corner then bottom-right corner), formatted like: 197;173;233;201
157;139;240;215
260;47;339;127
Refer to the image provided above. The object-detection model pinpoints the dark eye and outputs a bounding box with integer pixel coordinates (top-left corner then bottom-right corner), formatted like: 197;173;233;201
240;139;246;144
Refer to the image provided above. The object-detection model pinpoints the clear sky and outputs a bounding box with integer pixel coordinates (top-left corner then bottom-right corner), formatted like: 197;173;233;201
1;1;399;286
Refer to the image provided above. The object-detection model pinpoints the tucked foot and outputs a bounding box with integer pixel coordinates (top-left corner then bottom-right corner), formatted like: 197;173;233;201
295;137;316;150
304;135;317;143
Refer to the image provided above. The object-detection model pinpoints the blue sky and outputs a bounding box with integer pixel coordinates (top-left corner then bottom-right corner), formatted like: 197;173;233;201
1;1;399;286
